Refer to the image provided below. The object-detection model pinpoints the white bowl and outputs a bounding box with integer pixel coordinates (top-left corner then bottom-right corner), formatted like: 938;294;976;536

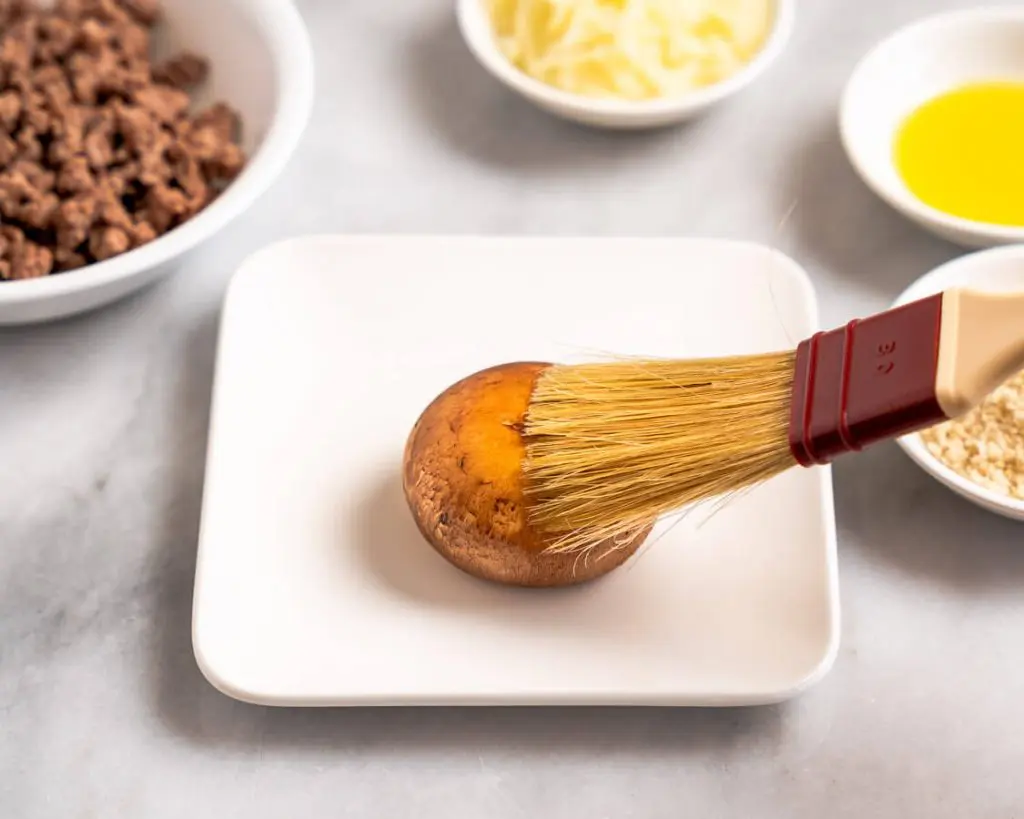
0;0;314;326
893;245;1024;521
456;0;794;130
840;7;1024;249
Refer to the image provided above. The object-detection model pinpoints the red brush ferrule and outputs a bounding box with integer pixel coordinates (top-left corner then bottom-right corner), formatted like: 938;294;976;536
788;294;948;467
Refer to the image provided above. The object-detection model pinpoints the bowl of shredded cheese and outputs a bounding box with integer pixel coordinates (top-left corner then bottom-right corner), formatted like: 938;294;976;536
894;245;1024;521
457;0;794;129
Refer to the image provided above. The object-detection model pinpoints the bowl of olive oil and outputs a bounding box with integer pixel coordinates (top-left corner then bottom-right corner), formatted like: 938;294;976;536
840;8;1024;248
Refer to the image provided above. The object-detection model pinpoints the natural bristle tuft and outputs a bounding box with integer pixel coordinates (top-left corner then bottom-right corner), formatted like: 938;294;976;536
522;351;799;554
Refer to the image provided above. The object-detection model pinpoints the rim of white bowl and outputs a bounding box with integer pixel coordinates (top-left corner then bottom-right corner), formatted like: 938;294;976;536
0;0;315;306
455;0;795;120
891;244;1024;517
839;6;1024;246
898;424;1024;518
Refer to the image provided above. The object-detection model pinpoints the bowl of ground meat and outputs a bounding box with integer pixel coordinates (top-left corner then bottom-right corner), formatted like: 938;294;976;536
0;0;313;324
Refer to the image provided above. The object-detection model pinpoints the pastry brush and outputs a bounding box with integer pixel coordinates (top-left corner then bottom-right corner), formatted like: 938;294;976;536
521;287;1024;552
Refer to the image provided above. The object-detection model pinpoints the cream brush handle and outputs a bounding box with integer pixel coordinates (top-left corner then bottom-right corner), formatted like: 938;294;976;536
936;287;1024;418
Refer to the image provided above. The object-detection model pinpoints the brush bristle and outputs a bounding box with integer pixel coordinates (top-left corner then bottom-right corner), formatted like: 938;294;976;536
522;351;799;554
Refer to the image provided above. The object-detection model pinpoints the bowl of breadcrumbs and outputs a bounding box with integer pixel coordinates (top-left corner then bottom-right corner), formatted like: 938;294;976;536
895;245;1024;521
0;0;313;325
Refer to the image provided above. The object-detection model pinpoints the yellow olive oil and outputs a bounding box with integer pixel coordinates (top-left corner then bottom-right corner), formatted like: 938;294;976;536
894;81;1024;226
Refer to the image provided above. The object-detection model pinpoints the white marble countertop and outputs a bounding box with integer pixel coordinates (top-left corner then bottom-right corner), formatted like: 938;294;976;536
4;0;1024;815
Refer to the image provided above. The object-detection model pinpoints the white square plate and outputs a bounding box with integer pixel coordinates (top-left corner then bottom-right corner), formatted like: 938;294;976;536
193;236;840;707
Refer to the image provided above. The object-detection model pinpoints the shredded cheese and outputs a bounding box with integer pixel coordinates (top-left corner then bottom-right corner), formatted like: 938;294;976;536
487;0;775;100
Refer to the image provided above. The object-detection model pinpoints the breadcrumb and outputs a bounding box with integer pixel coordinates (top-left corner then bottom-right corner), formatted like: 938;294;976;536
921;371;1024;499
